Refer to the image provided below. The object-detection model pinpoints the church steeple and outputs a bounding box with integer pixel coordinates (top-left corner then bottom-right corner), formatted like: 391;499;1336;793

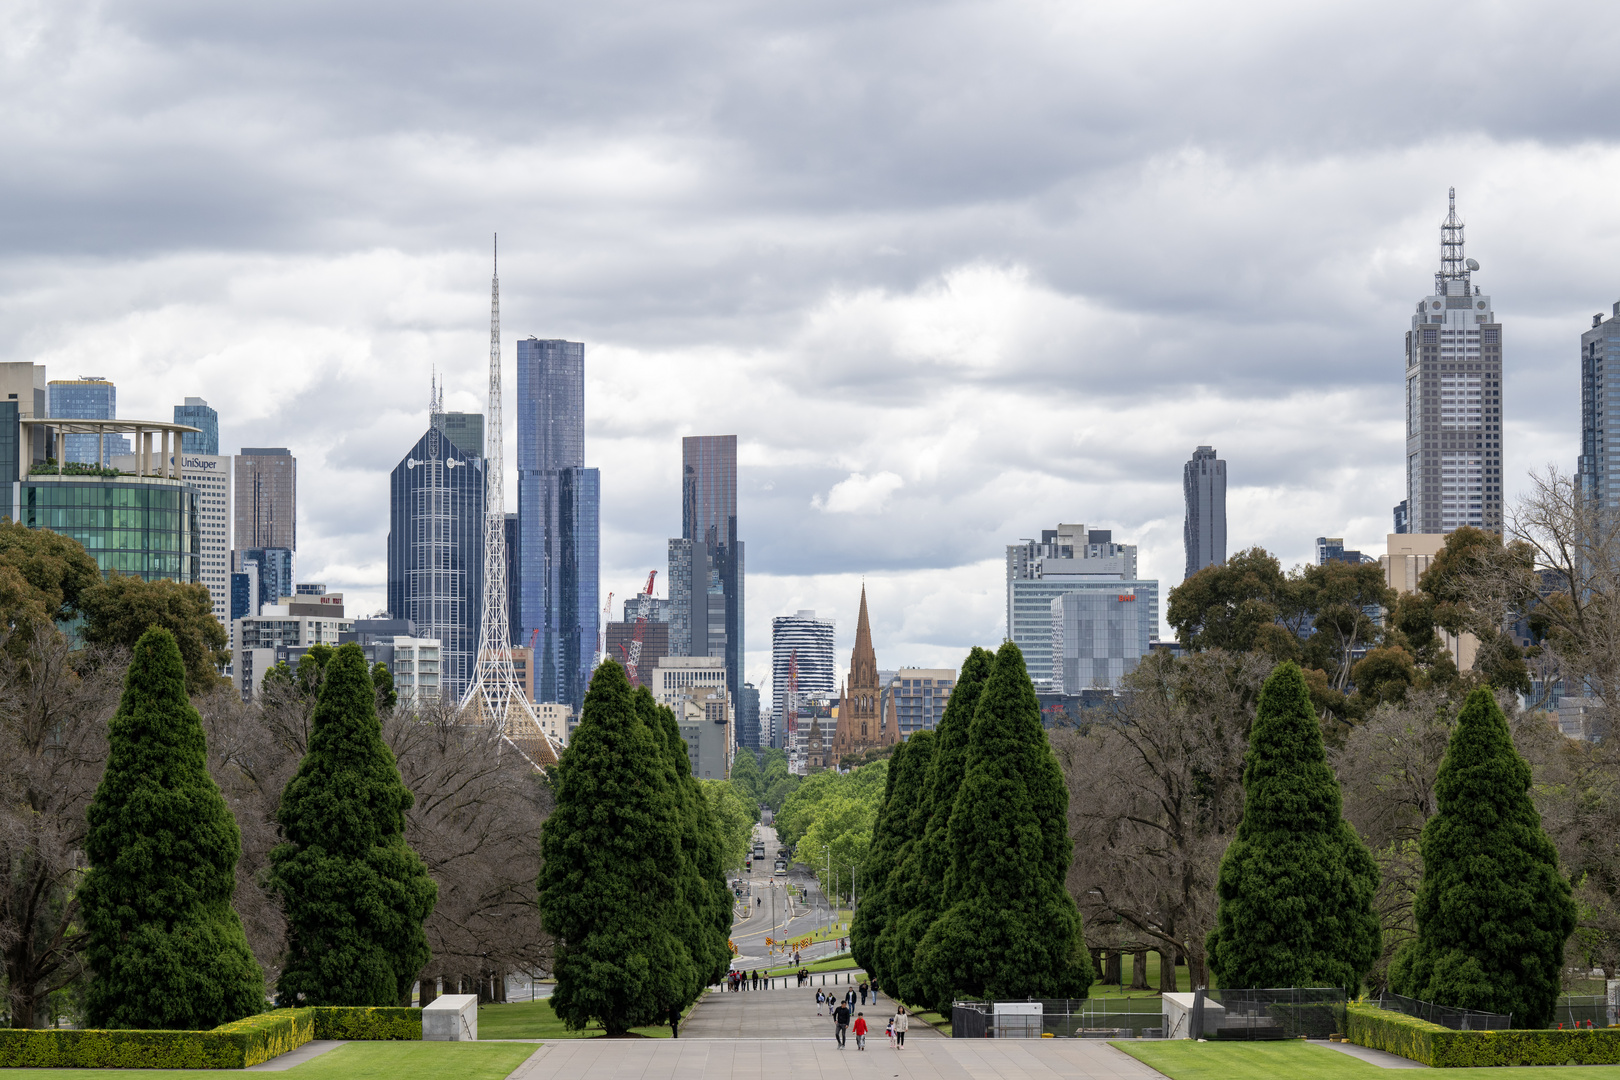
852;585;875;688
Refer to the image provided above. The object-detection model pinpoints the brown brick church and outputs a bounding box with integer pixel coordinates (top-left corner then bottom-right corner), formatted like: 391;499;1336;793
830;586;900;762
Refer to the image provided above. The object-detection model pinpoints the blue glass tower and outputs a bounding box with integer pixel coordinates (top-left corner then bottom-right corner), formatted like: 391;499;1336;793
236;547;294;607
387;416;484;704
516;337;598;712
48;378;130;465
174;398;220;454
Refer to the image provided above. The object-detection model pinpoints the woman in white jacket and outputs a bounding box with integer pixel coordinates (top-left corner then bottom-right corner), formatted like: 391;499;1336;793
892;1007;909;1048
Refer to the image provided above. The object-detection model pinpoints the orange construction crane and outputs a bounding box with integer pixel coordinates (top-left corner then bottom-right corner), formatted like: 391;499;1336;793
621;571;657;686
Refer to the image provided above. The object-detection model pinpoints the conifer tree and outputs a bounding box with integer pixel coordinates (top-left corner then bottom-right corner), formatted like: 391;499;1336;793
1389;687;1575;1028
883;647;992;1004
914;642;1093;1005
80;627;264;1029
851;731;931;984
267;642;436;1006
539;661;693;1034
1205;662;1381;993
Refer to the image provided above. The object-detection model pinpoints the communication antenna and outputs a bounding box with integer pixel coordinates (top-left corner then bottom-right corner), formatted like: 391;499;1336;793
1436;187;1469;296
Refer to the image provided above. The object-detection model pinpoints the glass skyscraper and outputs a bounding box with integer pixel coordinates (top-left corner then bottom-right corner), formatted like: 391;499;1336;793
387;414;485;703
677;435;744;719
174;397;220;455
48;378;130;465
515;337;599;713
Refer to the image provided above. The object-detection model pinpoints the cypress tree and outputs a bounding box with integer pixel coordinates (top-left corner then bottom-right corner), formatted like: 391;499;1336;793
884;646;992;1005
80;627;264;1029
1205;662;1381;993
852;731;931;985
641;688;729;1015
539;661;692;1034
914;642;1093;1005
267;642;436;1006
1389;687;1575;1028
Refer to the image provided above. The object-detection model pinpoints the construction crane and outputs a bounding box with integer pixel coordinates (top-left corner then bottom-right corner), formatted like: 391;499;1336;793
621;571;657;686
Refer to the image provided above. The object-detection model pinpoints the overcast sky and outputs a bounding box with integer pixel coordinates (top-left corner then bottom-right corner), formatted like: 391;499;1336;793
4;0;1618;692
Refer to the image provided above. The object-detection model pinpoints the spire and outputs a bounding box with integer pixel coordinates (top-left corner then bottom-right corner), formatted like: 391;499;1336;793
1436;187;1469;296
850;585;876;689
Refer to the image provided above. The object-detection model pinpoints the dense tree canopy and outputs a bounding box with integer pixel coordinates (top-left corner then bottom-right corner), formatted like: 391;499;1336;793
81;575;228;694
1205;662;1381;993
268;643;436;1006
1390;688;1575;1027
79;627;263;1029
851;732;932;984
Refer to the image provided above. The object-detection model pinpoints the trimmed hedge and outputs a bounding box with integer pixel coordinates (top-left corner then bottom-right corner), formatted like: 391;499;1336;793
311;1006;423;1040
1346;1003;1620;1067
0;1009;313;1069
0;1004;423;1069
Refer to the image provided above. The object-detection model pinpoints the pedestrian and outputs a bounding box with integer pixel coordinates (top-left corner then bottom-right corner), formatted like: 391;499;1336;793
893;1006;908;1048
859;981;868;1005
753;969;760;990
854;1012;868;1051
886;1017;895;1048
834;1001;850;1047
816;989;825;1014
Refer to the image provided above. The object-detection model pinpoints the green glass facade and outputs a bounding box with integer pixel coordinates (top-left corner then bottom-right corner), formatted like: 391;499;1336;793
21;478;200;582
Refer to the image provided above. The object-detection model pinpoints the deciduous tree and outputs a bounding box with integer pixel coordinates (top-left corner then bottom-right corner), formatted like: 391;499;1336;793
80;575;228;694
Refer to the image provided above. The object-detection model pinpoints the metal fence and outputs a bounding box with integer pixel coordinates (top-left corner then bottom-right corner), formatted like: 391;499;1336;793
1551;995;1606;1029
1206;989;1344;1040
951;999;1164;1039
1376;991;1511;1031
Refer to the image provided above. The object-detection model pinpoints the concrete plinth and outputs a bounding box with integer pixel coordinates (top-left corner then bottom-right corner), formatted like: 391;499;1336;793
423;993;479;1041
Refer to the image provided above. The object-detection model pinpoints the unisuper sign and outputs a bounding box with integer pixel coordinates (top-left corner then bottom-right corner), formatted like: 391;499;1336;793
181;456;220;471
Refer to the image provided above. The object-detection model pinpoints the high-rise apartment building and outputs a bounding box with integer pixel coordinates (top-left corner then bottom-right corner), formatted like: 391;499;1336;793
881;668;956;737
515;337;599;714
174;398;219;455
1183;445;1226;580
386;410;485;704
1578;301;1620;508
770;610;835;742
49;378;130;464
1006;522;1158;689
234;447;297;553
669;435;744;720
1403;189;1504;535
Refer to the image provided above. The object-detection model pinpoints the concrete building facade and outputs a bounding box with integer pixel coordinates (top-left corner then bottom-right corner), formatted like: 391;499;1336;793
1051;589;1146;692
881;668;956;737
1404;190;1504;536
1578;301;1620;509
234;447;296;554
1183;446;1226;581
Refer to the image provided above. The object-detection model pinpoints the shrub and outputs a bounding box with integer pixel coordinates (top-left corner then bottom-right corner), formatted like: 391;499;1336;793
309;1005;423;1040
1345;1003;1620;1067
0;1008;313;1069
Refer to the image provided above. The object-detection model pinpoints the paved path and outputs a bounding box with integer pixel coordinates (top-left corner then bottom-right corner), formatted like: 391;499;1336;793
687;986;941;1040
508;1038;1167;1080
246;1040;345;1071
1317;1040;1428;1068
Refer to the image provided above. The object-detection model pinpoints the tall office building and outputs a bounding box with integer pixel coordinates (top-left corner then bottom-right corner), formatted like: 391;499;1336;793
174;398;219;455
1578;301;1620;508
1403;189;1504;535
386;408;485;703
515;338;599;713
504;512;520;648
48;378;130;465
1183;445;1226;580
1006;522;1158;689
770;610;836;741
234;447;297;554
234;547;293;612
669;435;744;721
115;448;232;632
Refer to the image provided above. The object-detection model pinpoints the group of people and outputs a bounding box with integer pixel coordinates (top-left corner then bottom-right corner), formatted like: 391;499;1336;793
725;969;768;991
816;983;908;1050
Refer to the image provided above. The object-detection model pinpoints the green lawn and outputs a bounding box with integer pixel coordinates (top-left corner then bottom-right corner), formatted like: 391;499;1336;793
762;952;861;977
476;996;681;1039
1115;1039;1620;1079
0;1041;536;1080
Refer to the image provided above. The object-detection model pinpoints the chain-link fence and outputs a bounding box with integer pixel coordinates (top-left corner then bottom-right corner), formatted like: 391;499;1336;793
1376;991;1511;1031
1206;989;1344;1040
1550;995;1605;1029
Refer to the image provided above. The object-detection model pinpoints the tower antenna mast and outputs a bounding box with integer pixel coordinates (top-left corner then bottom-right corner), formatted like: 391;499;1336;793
461;235;561;764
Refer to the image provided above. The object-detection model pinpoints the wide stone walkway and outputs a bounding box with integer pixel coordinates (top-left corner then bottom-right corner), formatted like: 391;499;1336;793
685;986;942;1040
507;1038;1168;1080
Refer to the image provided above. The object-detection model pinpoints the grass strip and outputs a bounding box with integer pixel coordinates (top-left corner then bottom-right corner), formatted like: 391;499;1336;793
1113;1038;1620;1080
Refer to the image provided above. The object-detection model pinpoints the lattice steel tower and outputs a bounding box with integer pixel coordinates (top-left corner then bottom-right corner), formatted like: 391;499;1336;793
461;238;561;763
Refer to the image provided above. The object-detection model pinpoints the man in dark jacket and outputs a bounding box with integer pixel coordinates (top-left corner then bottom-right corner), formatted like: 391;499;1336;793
834;1001;851;1047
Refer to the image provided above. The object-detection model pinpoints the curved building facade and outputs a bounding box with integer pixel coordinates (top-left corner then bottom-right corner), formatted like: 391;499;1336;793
18;474;200;582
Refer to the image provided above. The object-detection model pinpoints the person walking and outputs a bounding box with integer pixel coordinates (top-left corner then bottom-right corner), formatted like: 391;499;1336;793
893;1006;909;1048
816;989;825;1014
834;1001;851;1047
859;980;868;1005
853;1012;868;1050
886;1016;895;1048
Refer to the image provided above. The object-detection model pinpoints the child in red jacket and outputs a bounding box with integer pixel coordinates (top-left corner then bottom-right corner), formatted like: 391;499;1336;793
853;1013;868;1050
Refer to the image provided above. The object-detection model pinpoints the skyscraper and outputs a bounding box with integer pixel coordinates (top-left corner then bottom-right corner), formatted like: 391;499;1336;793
49;378;130;464
672;435;744;715
174;398;219;455
515;337;598;713
1183;445;1226;580
234;447;297;554
1578;301;1620;508
387;406;485;703
1403;189;1504;535
770;610;835;741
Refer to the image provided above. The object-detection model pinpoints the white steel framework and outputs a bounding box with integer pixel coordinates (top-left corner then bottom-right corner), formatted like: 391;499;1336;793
460;238;562;765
